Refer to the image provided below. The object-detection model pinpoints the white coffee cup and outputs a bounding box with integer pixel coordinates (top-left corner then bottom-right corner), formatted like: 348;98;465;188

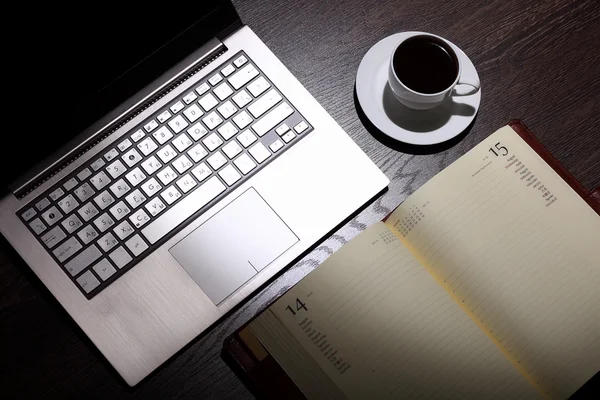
388;32;480;110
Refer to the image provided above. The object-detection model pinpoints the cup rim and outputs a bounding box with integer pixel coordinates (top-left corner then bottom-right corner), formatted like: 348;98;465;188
390;33;461;97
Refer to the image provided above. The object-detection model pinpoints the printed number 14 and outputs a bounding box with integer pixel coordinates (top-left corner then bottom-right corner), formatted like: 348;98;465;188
286;298;308;316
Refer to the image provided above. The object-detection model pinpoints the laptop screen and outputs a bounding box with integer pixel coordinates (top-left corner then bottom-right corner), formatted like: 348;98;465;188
6;1;238;189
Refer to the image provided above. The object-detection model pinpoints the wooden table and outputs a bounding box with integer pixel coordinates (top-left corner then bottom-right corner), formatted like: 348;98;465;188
2;0;599;398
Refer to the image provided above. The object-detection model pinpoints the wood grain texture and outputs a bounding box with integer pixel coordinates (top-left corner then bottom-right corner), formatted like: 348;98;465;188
1;0;599;398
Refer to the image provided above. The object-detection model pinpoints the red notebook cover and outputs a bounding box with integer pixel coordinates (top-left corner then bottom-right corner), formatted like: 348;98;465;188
222;120;600;399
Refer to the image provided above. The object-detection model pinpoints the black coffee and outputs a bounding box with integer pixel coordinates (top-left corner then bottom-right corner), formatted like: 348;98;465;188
392;36;458;94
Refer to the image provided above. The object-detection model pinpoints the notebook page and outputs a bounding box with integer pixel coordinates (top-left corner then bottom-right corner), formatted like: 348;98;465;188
269;222;538;399
386;126;600;399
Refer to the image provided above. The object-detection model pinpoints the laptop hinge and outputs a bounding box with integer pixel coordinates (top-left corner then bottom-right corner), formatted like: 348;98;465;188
12;38;227;199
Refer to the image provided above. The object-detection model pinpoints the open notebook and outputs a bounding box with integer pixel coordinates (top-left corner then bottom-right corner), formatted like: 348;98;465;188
223;121;600;399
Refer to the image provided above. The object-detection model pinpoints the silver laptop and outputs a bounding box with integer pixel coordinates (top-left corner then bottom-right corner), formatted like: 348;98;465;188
0;1;388;385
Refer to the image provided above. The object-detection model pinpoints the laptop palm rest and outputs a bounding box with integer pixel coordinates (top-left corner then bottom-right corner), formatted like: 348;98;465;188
169;188;298;305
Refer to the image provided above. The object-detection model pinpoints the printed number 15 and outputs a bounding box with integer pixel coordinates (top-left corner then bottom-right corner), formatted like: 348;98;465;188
489;142;508;156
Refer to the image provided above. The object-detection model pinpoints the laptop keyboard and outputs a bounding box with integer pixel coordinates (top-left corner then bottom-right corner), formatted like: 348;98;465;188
17;52;312;299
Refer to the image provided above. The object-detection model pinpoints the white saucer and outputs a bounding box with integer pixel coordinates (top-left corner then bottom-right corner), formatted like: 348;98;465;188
356;32;481;146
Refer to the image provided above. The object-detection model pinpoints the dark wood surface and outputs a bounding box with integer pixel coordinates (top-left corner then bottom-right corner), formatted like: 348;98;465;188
2;0;599;398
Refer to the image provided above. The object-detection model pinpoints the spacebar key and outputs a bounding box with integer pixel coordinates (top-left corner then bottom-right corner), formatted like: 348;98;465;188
141;176;226;244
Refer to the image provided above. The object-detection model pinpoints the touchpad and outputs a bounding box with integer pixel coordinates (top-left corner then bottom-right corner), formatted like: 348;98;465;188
169;188;298;305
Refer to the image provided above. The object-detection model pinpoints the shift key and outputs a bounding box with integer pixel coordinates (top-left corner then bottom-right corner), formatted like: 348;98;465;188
64;245;102;276
53;236;83;263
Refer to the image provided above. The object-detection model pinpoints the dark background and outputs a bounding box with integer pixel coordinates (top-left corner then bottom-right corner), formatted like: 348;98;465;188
2;0;598;398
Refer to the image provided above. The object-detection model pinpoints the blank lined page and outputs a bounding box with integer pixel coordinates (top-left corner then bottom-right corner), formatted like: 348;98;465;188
270;222;537;399
386;126;600;399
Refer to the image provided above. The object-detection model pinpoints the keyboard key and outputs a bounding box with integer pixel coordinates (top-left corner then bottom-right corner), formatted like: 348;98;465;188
247;76;271;97
125;167;146;187
191;163;212;182
145;196;166;216
78;202;99;222
141;178;162;197
49;187;65;201
221;64;235;77
232;90;252;108
183;91;198;104
109;201;131;221
130;129;145;142
90;171;111;190
41;206;62;226
74;183;95;202
173;155;193;174
187;122;209;141
122;148;143;168
234;153;257;175
117;138;132;152
21;207;36;222
233;111;253;129
64;245;100;276
269;139;284;153
168;115;188;134
153;126;174;145
41;226;67;249
29;218;47;235
214;82;234;101
252;102;293;136
203;133;223;151
93;258;117;281
219;164;241;186
109;179;131;198
207;151;227;170
188;144;208;163
233;54;248;68
104;148;119;162
77;168;92;181
183;104;203;123
63;177;79;192
57;194;79;214
172;134;193;152
176;174;197;194
157;166;178;185
199;93;219;112
294;121;309;133
77;225;99;244
217;100;237;119
91;158;106;171
157;145;177;164
161;185;182;205
94;213;115;232
76;270;100;293
208;73;223;86
237;130;257;148
196;82;210;96
109;246;132;269
62;214;83;234
94;190;115;210
125;189;147;209
141;176;226;244
106;159;127;179
130;209;151;228
144;119;159;132
157;110;171;123
126;234;148;257
53;236;83;264
218;121;238;140
249;143;271;163
114;220;135;240
229;64;258;90
141;156;162;175
282;130;296;143
276;123;290;135
137;137;158;156
248;89;282;118
170;100;185;114
202;111;223;130
98;233;119;253
222;141;242;159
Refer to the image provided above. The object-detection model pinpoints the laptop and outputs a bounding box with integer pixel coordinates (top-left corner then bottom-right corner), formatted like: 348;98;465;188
0;1;388;385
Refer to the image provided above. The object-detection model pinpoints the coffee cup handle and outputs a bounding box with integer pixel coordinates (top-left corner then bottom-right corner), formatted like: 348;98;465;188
453;76;481;96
